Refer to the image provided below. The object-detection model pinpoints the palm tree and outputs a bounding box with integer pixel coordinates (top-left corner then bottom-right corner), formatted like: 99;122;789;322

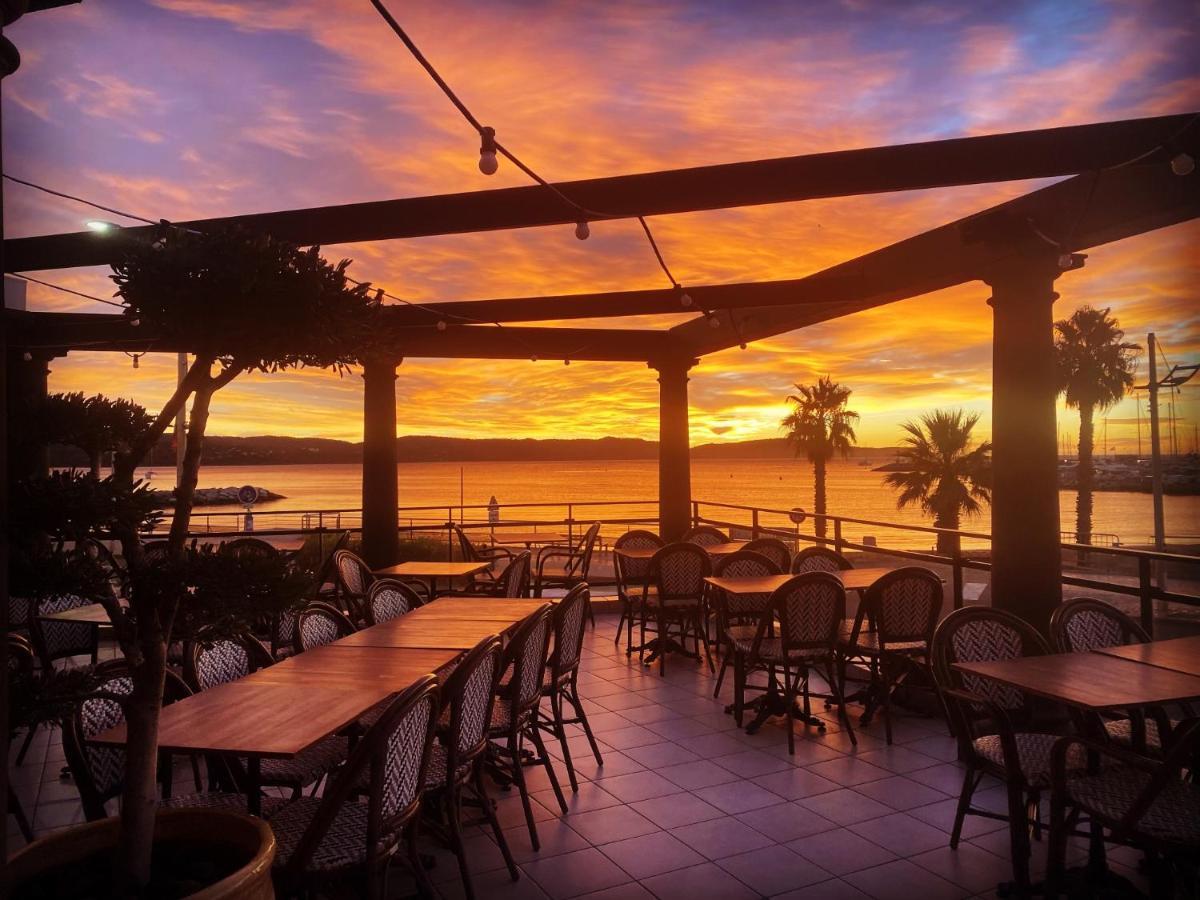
1054;306;1138;548
781;376;858;540
883;409;991;556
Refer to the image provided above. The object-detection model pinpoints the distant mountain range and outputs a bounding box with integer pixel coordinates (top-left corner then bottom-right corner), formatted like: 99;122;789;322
48;434;901;466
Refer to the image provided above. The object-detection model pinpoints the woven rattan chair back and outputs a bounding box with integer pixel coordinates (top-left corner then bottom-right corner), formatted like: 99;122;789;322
790;546;852;574
30;594;98;668
572;523;602;577
1049;597;1150;653
932;606;1051;728
220;537;278;560
497;551;532;598
765;572;846;655
140;540;172;566
442;636;503;774
453;524;484;563
549;585;590;677
870;567;943;646
184;631;273;693
366;578;422;625
333;550;373;620
282;676;439;884
743;538;791;573
682;525;729;547
651;542;711;603
501;605;554;719
614;530;663;592
713;550;778;618
296;602;357;652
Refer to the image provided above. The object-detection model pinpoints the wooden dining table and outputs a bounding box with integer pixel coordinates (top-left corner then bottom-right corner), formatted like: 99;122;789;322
615;541;748;562
38;602;119;626
489;532;567;547
372;560;491;594
1094;634;1200;678
704;566;904;596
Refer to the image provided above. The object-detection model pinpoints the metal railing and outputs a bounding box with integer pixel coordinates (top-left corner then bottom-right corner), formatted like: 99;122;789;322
691;500;1200;633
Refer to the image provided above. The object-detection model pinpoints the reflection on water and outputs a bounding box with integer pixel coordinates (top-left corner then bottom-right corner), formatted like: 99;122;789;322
134;459;1198;551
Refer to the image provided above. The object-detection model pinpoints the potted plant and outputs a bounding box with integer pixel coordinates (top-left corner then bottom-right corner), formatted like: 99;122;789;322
7;227;376;895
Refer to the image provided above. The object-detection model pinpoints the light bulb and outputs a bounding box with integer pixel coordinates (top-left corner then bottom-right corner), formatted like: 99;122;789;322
436;320;447;332
1057;253;1074;271
132;355;139;369
679;291;693;308
85;220;118;233
739;342;747;350
708;316;721;329
1170;152;1195;176
478;150;498;175
22;351;32;361
530;354;538;362
130;317;141;327
574;221;590;240
564;359;570;366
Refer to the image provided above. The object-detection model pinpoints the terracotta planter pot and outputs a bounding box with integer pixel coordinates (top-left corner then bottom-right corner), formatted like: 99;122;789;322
3;808;276;899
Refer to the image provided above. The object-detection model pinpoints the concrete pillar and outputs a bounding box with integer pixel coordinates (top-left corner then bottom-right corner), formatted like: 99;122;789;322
6;349;53;480
361;355;401;568
984;254;1066;632
650;356;698;541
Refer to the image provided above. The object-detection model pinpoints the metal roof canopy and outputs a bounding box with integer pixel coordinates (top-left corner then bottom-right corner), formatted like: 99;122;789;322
4;113;1198;362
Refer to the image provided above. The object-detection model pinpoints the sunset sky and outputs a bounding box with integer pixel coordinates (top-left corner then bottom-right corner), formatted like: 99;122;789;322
3;0;1197;451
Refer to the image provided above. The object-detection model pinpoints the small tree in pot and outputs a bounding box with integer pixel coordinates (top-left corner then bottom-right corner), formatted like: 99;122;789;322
40;392;153;477
93;226;376;889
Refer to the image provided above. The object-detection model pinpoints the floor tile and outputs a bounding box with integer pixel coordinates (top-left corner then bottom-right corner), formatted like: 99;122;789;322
565;804;660;845
624;741;701;768
693;778;783;814
645;717;716;741
796;788;895;826
619;703;688;726
849;812;949;856
672;815;776;859
434;863;549;900
598;770;683;803
535;781;625;816
630;793;725;829
910;843;1017;895
640;861;759;900
712;748;791;778
787;828;897;875
685;731;750;758
598;830;706;879
905;798;1007;840
735;802;839;843
657;760;741;791
570;883;656;900
806;756;894;787
717;843;832;896
853;775;948;811
772;877;872;899
750;767;839;800
843;859;969;900
906;762;971;795
521;847;632;900
853;745;941;774
598;726;668;751
499;819;590;864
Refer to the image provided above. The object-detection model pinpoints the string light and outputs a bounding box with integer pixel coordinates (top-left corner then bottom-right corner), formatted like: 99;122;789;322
478;127;499;175
125;351;143;369
574;221;590;241
1171;152;1195;176
530;354;538;362
22;351;32;362
707;314;721;329
564;359;570;366
86;220;119;233
436;320;447;331
678;287;693;308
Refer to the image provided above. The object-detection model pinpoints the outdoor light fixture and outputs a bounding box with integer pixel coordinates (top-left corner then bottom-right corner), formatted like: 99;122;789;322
708;315;721;329
564;359;570;365
530;354;538;362
22;351;32;361
478;126;499;175
1057;252;1087;271
85;220;119;233
739;342;747;350
1170;152;1195;176
678;289;693;308
129;317;140;327
574;221;590;240
436;320;447;331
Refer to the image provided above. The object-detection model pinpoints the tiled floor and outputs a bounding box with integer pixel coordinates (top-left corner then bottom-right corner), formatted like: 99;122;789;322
7;613;1148;899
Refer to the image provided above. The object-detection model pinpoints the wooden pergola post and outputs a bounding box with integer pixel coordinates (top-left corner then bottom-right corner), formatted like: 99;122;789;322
360;355;401;569
6;349;53;480
651;356;697;541
985;254;1066;631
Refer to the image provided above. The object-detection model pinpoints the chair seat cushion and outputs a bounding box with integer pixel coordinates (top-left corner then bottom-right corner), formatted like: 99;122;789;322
1103;717;1173;752
730;637;831;662
261;735;348;786
971;732;1087;789
160;791;286;816
269;796;370;872
538;563;579;581
422;743;472;790
644;588;701;610
840;626;927;654
1066;766;1200;846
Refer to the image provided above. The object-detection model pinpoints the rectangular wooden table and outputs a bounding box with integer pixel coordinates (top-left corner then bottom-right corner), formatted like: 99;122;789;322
490;532;567;546
705;566;903;595
334;616;510;651
1094;635;1200;677
954;651;1200;710
373;560;491;594
413;598;551;620
252;645;460;687
39;602;119;625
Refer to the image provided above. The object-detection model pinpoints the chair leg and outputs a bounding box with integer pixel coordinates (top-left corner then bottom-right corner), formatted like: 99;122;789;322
825;658;857;747
696;613;715;674
507;730;541;851
446;782;476;900
657;609;667;676
784;664;797;756
549;692;578;792
407;820;437;899
614;598;627;646
950;767;978;849
1004;779;1034;895
528;722;568;814
474;766;519;881
568;681;604;767
1045;787;1067;899
878;658;894;745
714;653;729;698
733;652;745;728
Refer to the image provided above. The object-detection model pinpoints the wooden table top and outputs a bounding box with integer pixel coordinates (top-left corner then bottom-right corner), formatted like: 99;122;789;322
490;532;567;545
954;651;1200;710
416;598;550;619
1095;636;1200;678
252;645;459;687
92;678;394;758
706;541;749;556
39;603;118;625
334;616;507;651
373;561;490;578
705;567;903;595
616;541;748;561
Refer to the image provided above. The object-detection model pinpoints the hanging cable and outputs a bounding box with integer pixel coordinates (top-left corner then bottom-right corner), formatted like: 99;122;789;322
9;273;127;309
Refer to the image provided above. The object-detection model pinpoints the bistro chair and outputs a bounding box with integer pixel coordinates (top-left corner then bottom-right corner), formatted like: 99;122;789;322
184;631;348;799
487;603;567;851
332;549;375;623
268;676;441;900
791;546;852;574
364;578;423;625
295;601;357;652
682;524;728;546
7;634;36;841
140;539;172;566
305;531;351;602
1050;597;1177;754
8;593;32;635
732;572;855;753
490;550;533;598
743;537;791;572
421;637;517;900
840;566;943;744
28;593;100;671
710;549;779;699
640;542;714;677
1047;718;1200;898
61;663;241;821
452;523;512;585
613;530;663;655
537;584;604;791
534;521;602;599
220;537;278;560
931;606;1083;896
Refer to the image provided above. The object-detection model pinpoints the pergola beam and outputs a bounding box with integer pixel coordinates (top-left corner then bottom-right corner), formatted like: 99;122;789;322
673;157;1200;355
4;114;1195;273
